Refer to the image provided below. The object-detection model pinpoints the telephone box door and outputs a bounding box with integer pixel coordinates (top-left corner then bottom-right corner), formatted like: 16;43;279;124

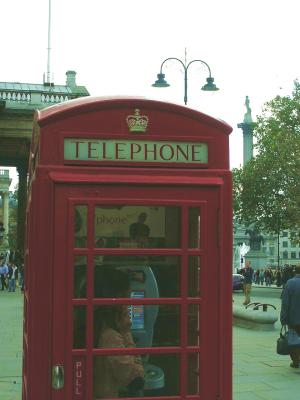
52;182;222;400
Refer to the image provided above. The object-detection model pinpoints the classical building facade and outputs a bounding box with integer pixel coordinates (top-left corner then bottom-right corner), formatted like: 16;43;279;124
0;71;89;252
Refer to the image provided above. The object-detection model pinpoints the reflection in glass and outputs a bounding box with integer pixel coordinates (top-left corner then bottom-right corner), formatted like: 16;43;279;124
188;304;200;346
74;205;88;248
188;256;201;297
187;353;200;395
94;206;181;248
93;266;131;299
145;353;179;396
188;207;201;248
73;306;86;349
93;353;179;398
74;256;87;298
152;304;180;347
94;256;181;298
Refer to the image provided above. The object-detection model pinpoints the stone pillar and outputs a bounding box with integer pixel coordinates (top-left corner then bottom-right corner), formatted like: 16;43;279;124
17;163;28;254
237;96;255;166
240;123;254;165
0;192;4;243
3;191;9;242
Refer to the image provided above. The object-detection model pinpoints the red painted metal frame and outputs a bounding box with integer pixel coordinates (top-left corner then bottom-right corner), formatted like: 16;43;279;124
23;97;233;400
51;182;222;400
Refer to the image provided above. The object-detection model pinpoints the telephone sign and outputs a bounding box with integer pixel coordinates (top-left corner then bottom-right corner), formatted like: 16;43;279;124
64;138;208;164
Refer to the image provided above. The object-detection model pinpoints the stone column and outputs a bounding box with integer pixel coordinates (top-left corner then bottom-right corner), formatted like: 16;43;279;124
0;192;4;243
3;191;9;242
17;163;28;254
240;123;254;165
237;96;255;166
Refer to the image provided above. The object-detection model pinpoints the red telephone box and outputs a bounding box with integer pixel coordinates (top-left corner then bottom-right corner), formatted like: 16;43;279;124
23;97;233;400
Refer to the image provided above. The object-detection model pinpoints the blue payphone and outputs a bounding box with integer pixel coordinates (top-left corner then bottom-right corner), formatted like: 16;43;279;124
123;266;165;392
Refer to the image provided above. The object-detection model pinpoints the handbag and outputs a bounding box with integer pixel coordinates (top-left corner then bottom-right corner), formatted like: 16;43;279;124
287;328;300;347
277;325;290;355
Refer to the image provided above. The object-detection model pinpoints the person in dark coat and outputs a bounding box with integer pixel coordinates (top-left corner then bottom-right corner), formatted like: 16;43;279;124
275;267;282;287
280;265;300;368
281;265;294;298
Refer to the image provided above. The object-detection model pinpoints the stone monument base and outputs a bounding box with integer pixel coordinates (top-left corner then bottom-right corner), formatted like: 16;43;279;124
244;251;268;269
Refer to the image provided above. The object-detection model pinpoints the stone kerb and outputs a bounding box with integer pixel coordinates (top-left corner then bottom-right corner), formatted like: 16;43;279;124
233;304;278;331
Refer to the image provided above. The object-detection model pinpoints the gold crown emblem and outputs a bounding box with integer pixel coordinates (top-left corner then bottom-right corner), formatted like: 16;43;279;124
126;109;148;133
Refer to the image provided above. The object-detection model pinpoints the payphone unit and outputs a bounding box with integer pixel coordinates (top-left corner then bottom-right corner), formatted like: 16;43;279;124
127;266;164;392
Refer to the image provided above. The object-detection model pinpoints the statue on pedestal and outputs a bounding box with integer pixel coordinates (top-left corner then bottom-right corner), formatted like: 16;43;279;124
245;226;264;251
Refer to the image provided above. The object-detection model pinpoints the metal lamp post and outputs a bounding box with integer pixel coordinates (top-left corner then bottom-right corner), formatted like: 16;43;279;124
277;225;280;269
152;54;219;105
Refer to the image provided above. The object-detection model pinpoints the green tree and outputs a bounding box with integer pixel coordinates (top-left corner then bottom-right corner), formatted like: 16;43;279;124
233;81;300;242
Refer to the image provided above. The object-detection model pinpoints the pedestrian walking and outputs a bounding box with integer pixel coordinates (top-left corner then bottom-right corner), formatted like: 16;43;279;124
242;261;254;305
0;258;8;290
275;267;282;287
254;269;260;284
280;265;300;368
259;269;265;285
264;268;272;287
19;263;24;291
281;264;294;298
8;262;18;292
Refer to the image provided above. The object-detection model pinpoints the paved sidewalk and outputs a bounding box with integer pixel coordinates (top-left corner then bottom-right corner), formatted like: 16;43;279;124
0;290;23;400
0;289;299;400
252;283;283;290
233;291;300;400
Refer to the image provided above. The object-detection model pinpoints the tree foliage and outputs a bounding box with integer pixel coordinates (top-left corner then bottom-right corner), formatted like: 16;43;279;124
233;81;300;242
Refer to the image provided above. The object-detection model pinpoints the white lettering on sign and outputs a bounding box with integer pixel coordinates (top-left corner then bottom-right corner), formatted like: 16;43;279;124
64;139;208;164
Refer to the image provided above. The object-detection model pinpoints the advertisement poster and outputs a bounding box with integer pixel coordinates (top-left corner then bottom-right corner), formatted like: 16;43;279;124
75;206;165;247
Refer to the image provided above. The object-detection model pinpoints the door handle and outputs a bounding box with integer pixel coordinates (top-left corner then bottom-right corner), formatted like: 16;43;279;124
52;365;64;390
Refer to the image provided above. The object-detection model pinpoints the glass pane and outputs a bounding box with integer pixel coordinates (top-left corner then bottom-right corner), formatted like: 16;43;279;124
74;205;88;248
94;256;180;298
94;206;180;248
94;304;180;348
93;353;179;398
188;207;201;248
74;255;87;298
188;256;201;297
94;264;131;298
73;306;86;349
187;353;200;395
188;304;200;346
153;304;180;347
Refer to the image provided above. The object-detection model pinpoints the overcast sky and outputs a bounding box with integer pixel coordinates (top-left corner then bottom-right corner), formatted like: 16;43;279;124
2;0;300;189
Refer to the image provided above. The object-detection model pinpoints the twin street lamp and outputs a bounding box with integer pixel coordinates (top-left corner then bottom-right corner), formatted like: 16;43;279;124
152;55;219;105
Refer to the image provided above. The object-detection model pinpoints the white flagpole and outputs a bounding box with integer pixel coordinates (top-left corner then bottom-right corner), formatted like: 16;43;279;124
46;0;52;84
